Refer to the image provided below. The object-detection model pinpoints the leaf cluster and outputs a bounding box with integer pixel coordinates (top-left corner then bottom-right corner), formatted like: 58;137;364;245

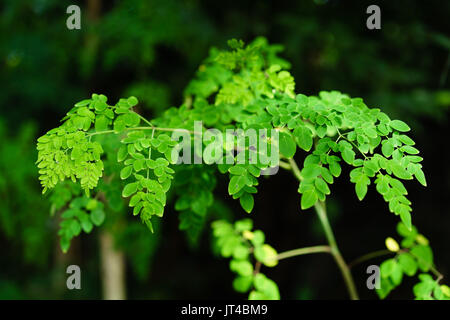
212;219;280;300
377;223;449;300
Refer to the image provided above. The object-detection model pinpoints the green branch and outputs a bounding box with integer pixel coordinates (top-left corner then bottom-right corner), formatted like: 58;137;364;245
275;245;331;261
314;201;359;300
86;125;198;138
348;249;393;269
286;157;359;300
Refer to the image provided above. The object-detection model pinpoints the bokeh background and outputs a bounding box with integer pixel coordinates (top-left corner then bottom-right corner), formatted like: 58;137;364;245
0;0;449;299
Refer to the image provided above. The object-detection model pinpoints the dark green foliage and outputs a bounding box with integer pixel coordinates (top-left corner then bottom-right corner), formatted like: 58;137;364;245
0;121;51;265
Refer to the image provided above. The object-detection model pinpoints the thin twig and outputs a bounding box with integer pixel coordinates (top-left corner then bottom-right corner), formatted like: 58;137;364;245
282;157;359;300
348;249;394;269
275;245;331;261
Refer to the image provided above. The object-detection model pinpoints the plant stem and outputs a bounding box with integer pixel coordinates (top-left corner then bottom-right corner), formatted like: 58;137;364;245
287;157;359;300
86;125;198;138
287;157;303;180
276;245;331;261
314;201;359;300
278;160;291;170
348;249;393;269
135;112;155;128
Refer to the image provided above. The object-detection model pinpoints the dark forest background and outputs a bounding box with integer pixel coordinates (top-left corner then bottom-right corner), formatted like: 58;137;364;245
0;0;449;299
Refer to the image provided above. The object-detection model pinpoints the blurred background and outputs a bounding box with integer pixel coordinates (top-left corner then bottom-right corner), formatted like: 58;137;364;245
0;0;448;299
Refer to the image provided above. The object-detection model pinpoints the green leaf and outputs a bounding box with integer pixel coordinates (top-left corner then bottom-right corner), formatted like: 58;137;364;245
253;274;280;300
314;178;330;195
228;175;246;195
301;164;322;179
251;230;265;246
75;99;92;107
114;118;126;132
235;219;253;232
351;169;370;201
233;245;250;260
380;259;396;278
60;237;70;253
440;285;450;298
391;161;412;180
239;193;254;213
127;96;139;107
145;219;154;233
278;131;296;158
413;274;435;298
293;126;313;151
254;244;278;267
363;126;378;138
117;146;128;162
120;166;133;180
85;199;98;211
79;214;93;233
399;210;412;231
390;120;411;132
90;209;105;226
316;125;327;138
301;189;317;210
410;245;433;272
248;290;268;300
398;253;418;276
329;161;341;177
390;178;407;194
377;277;394;299
433;284;444;300
229;166;246;175
375;175;390;195
68;219;81;236
94;100;107;112
400;146;419;155
129;194;141;207
341;148;355;165
381;141;394;157
122;182;138;197
398;135;415;146
414;168;427;187
397;222;417;238
355;181;368;201
230;260;253;277
124;112;140;127
95;115;109;131
233;276;253;293
390;263;403;286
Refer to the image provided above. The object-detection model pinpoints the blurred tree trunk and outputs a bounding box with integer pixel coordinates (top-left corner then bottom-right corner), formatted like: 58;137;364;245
99;231;126;299
87;0;101;22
